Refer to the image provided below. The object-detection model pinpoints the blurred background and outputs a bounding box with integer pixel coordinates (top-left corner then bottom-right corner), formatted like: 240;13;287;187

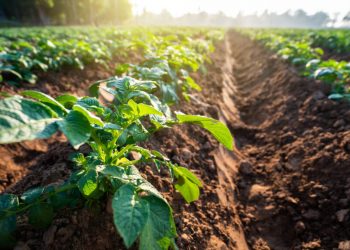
0;0;349;28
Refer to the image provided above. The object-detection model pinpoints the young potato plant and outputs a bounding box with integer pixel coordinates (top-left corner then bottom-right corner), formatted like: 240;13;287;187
0;76;233;249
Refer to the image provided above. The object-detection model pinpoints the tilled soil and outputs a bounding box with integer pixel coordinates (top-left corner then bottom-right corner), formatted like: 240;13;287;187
227;32;350;249
2;30;350;250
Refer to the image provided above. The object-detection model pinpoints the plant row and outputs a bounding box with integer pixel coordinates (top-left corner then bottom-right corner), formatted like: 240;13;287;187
0;28;231;250
0;27;222;86
241;29;350;99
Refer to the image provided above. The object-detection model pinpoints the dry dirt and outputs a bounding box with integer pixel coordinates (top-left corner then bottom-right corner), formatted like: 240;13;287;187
1;30;350;250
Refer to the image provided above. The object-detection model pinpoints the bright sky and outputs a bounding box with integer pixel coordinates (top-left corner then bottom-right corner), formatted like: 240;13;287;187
131;0;349;17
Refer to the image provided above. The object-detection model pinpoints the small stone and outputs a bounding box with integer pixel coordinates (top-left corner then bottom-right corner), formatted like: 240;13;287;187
57;225;76;242
336;209;349;222
302;209;320;220
181;234;190;243
239;161;253;175
203;141;212;150
181;148;192;161
130;151;141;160
334;119;345;128
286;196;299;204
43;225;57;246
312;90;326;100
294;221;306;234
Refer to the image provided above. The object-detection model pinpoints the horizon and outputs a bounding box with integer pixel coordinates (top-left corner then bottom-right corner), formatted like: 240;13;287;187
131;0;349;17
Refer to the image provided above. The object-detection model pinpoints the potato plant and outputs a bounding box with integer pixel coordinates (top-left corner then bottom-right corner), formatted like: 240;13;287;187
0;76;233;249
241;29;350;99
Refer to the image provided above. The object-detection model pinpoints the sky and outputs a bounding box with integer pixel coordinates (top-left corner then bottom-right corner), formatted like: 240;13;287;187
131;0;349;17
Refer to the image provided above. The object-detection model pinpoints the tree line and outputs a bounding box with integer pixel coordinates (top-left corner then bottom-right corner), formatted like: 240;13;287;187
0;0;132;26
134;10;350;28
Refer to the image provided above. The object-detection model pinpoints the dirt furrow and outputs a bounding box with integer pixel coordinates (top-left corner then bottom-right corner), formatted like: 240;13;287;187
227;31;350;249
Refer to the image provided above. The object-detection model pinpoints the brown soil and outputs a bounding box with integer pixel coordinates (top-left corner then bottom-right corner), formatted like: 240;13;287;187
2;30;350;250
227;32;350;249
322;50;350;62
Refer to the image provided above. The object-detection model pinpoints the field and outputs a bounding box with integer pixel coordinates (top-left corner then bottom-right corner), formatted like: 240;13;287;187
0;26;349;250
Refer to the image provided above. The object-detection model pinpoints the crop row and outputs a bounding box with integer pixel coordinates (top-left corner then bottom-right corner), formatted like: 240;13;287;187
241;29;350;99
0;28;231;249
0;27;223;86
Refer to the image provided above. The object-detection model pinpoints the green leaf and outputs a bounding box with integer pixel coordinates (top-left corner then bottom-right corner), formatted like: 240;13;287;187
88;82;101;98
21;90;67;115
115;63;130;76
173;166;201;203
176;113;233;150
185;76;202;91
173;166;202;187
139;195;176;250
128;100;163;117
0;97;59;144
21;187;45;204
127;123;149;143
57;110;91;149
72;104;104;126
0;216;17;248
77;171;98;197
112;184;149;248
56;94;78;108
0;194;19;217
28;203;54;229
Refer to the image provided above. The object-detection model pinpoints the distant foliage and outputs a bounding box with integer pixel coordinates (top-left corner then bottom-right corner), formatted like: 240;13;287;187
0;0;132;26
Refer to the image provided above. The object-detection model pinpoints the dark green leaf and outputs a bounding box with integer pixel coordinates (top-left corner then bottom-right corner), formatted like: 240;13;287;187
28;203;54;229
57;110;91;149
112;184;149;248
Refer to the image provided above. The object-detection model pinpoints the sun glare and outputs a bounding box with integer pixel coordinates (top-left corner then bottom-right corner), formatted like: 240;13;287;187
132;0;350;16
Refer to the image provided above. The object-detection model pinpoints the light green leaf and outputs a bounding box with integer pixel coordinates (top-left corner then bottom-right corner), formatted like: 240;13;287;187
137;103;163;117
56;94;78;107
185;76;202;91
176;113;233;150
72;104;104;126
0;97;59;144
112;184;149;248
173;166;202;188
78;170;98;197
57;110;91;149
173;166;201;203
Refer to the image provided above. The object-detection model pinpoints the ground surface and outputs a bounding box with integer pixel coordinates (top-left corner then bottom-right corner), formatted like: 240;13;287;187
1;31;350;250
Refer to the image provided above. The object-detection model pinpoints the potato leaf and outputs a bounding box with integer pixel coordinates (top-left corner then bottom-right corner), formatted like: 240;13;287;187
57;110;91;149
112;184;149;248
0;97;60;144
176;113;233;150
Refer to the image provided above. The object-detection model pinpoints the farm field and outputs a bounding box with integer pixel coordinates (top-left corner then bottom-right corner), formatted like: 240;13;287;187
0;26;350;250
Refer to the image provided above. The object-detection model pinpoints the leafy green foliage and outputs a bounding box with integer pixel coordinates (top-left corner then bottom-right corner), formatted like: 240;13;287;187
0;28;232;250
0;96;59;143
176;113;234;150
241;29;350;99
112;184;149;248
